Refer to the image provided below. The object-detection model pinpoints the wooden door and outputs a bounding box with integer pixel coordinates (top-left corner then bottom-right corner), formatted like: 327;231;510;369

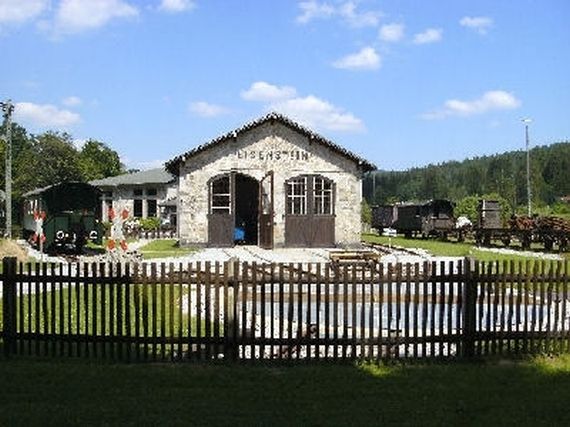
208;174;234;247
258;171;274;249
285;175;335;247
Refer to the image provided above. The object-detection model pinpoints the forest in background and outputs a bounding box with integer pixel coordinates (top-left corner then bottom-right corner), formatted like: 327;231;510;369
363;142;570;216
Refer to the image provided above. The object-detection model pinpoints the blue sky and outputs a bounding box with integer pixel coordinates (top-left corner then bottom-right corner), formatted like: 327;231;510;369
1;0;569;171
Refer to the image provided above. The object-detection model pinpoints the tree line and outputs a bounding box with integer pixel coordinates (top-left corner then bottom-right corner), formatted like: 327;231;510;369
363;142;570;216
0;122;125;225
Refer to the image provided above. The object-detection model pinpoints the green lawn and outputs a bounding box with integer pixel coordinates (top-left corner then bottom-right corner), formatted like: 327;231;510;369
363;233;561;263
138;239;197;259
1;356;570;426
0;283;217;352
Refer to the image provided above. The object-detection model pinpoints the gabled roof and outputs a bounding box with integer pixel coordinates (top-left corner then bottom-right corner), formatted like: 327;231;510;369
23;182;100;198
89;168;175;187
165;112;376;174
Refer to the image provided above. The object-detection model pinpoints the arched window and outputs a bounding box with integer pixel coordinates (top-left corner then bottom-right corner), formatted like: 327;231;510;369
313;176;333;215
286;175;334;216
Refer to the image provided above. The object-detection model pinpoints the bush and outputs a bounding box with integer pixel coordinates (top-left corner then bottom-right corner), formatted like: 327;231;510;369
139;217;161;231
361;200;372;225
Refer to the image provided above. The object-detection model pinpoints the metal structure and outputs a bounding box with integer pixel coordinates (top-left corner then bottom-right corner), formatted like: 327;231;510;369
522;118;532;216
1;99;14;239
371;199;569;251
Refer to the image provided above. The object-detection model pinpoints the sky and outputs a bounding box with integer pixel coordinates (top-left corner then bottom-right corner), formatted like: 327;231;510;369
1;0;569;171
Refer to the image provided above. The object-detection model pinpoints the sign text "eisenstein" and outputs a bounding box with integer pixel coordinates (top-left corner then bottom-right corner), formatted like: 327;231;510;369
235;150;312;161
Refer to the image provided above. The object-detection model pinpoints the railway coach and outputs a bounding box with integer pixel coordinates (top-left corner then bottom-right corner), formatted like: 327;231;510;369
22;182;104;253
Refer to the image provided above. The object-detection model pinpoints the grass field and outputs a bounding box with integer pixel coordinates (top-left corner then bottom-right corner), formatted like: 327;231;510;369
362;233;568;262
1;356;570;426
138;239;197;260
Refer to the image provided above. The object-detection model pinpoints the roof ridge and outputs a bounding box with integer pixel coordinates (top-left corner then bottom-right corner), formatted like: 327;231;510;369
165;112;375;174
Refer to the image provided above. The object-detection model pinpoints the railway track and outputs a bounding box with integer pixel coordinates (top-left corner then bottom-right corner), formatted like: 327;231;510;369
362;241;429;259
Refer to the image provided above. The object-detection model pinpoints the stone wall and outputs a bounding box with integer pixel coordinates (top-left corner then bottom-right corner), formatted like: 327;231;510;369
177;121;363;247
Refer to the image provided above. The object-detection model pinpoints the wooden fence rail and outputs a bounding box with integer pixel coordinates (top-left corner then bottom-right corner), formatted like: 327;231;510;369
1;257;569;362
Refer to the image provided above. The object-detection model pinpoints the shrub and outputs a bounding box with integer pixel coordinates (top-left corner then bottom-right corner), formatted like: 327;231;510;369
361;200;372;225
139;217;161;231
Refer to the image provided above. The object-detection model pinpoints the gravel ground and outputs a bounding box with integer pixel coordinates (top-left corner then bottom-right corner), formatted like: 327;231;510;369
17;238;564;267
473;245;564;261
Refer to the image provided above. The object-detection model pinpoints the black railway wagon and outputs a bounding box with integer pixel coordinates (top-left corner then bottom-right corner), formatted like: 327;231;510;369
22;182;103;253
392;199;455;238
371;204;398;232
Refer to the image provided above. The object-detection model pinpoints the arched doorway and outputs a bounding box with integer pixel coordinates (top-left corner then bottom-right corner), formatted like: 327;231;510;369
208;172;272;247
234;173;259;245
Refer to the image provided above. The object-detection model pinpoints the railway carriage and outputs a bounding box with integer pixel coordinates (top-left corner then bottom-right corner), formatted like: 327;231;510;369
22;182;104;253
373;200;455;238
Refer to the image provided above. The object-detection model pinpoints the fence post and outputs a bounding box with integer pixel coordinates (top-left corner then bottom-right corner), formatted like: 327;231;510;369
225;258;239;360
462;257;477;358
2;257;18;357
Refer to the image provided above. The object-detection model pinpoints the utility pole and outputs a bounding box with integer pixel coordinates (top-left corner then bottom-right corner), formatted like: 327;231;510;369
371;171;376;204
1;100;14;239
522;118;532;217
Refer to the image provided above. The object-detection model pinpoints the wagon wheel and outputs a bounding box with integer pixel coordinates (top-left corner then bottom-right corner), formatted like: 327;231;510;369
543;237;554;251
521;235;531;250
474;232;483;246
457;231;465;243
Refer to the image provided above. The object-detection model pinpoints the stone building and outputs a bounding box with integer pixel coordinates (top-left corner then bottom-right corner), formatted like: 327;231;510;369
166;113;375;248
90;168;178;227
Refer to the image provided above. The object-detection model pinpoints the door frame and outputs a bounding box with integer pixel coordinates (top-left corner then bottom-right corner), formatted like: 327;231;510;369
258;171;274;249
208;171;272;248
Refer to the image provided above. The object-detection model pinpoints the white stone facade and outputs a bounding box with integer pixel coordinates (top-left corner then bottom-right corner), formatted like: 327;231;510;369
175;120;367;248
98;183;178;222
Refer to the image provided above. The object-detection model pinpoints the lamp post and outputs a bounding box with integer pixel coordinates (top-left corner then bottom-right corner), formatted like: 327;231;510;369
521;118;532;216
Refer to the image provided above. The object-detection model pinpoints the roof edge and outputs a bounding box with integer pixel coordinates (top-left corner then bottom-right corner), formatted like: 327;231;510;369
165;112;376;175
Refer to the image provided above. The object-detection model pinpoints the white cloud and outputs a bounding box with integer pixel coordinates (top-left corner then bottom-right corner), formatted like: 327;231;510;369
296;1;380;28
0;0;48;25
241;82;298;102
296;1;335;24
14;102;81;127
421;90;521;119
460;16;493;34
242;81;364;133
337;1;380;28
126;158;167;171
52;0;138;35
379;23;404;42
159;0;196;13
332;47;381;71
62;96;82;107
272;95;364;132
413;28;442;44
72;138;88;150
189;101;230;118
